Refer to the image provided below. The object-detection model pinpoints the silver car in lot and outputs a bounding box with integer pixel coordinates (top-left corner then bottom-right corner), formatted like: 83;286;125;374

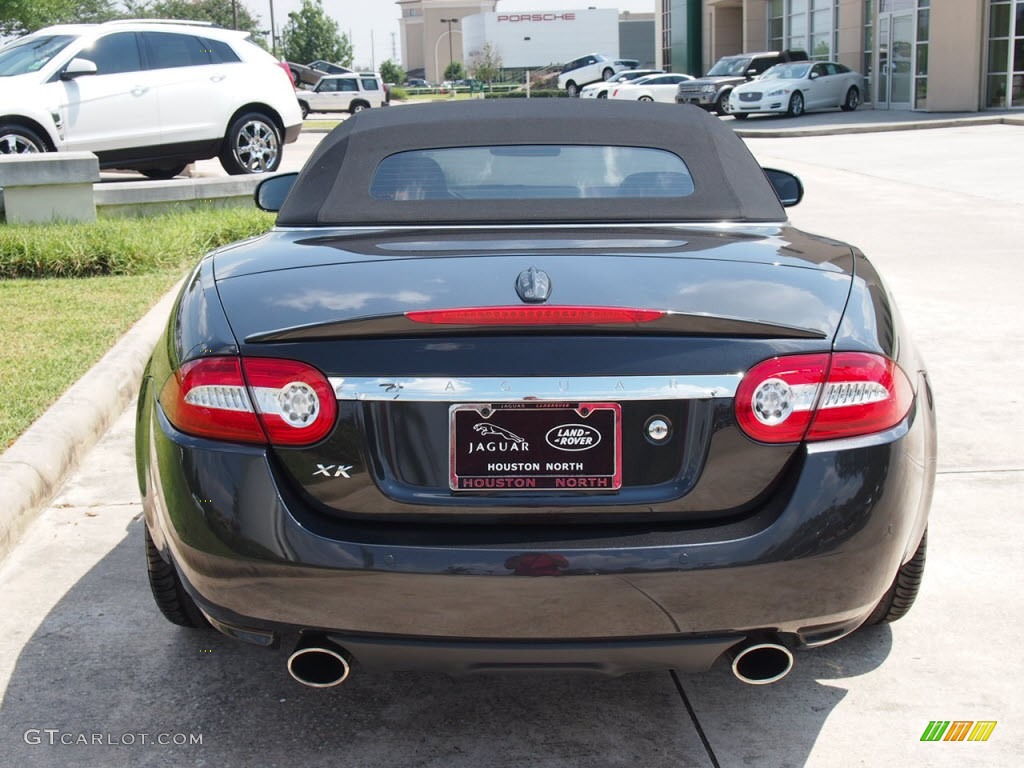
728;61;865;119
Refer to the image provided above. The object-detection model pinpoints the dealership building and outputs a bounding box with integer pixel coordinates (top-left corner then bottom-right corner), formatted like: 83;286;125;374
659;0;1023;111
398;1;656;81
398;1;1021;111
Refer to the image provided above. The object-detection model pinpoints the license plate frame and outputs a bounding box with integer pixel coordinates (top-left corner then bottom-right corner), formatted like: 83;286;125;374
449;402;621;492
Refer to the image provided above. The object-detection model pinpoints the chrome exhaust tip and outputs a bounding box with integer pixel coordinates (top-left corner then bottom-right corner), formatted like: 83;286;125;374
287;635;352;688
729;641;794;685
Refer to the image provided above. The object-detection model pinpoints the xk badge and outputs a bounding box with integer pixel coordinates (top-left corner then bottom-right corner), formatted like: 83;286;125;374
313;464;354;478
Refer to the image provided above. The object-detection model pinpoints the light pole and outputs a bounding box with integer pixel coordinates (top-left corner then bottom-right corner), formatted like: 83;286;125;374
268;0;277;57
440;17;458;82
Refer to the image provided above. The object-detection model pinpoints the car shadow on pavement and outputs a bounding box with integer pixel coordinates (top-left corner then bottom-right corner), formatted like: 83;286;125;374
0;518;891;768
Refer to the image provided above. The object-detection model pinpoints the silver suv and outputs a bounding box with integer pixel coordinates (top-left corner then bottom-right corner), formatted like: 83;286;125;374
296;73;388;118
0;20;303;176
675;50;808;116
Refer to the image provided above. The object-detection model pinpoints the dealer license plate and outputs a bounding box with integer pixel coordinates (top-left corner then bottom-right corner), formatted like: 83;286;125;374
450;403;621;492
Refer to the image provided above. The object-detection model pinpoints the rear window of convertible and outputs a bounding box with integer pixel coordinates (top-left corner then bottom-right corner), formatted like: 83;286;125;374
368;145;695;201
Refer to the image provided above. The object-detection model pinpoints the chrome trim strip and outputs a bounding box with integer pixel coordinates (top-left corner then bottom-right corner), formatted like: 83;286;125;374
328;375;741;402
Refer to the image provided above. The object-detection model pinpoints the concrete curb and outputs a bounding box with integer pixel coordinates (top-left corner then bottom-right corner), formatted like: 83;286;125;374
735;114;1024;138
0;278;184;563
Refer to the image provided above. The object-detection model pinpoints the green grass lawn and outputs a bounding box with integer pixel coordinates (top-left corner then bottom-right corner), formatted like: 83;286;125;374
0;208;273;279
0;271;183;450
0;208;276;449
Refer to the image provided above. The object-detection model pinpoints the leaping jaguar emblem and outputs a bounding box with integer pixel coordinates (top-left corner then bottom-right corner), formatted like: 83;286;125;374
473;423;527;443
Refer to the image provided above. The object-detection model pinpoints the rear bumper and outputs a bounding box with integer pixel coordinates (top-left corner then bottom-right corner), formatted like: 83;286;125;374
142;388;934;668
282;122;302;144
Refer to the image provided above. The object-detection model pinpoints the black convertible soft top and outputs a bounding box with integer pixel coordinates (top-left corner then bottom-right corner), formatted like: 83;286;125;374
276;100;786;227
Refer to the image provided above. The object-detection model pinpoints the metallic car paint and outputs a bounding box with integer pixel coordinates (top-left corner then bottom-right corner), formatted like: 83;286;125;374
142;390;930;645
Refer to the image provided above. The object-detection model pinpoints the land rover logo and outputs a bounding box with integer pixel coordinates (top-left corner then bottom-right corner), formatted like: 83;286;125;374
545;424;601;451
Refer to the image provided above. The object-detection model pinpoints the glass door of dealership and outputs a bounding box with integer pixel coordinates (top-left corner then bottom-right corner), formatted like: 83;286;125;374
876;2;915;108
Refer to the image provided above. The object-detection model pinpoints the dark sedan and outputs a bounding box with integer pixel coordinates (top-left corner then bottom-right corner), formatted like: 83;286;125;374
136;101;935;688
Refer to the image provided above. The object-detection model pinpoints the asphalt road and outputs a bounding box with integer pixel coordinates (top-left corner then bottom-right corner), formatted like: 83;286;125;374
2;124;1022;767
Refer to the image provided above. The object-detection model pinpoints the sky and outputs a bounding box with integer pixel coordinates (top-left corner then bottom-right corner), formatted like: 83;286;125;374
261;0;657;69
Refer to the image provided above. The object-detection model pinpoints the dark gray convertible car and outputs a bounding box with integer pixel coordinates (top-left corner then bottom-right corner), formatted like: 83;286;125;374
136;101;935;688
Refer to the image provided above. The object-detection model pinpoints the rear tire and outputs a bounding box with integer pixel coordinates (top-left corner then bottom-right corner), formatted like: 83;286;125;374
602;67;614;81
299;101;310;119
145;526;209;628
864;529;927;625
349;101;369;113
566;81;579;97
638;95;654;102
786;91;805;117
219;111;282;175
841;86;860;112
0;123;47;154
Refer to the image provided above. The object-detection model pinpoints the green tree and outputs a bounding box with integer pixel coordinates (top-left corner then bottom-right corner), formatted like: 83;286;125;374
280;0;352;67
1;0;119;37
468;42;502;87
122;0;267;50
132;0;263;36
443;61;465;82
378;59;405;84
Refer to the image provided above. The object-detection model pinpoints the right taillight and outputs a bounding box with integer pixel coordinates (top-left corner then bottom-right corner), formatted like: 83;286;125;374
736;352;913;444
159;356;337;446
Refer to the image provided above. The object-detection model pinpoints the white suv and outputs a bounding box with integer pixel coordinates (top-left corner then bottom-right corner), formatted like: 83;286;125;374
296;73;388;118
557;54;632;97
0;20;302;176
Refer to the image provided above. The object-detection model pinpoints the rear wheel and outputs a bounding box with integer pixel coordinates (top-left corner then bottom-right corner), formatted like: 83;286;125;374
786;91;805;117
219;111;282;175
349;101;369;113
0;123;47;154
602;67;614;81
299;101;310;119
139;165;186;180
566;80;579;97
864;530;927;625
638;95;654;102
145;526;209;628
841;86;860;112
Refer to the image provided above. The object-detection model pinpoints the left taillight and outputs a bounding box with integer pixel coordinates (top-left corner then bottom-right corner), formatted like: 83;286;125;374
735;352;913;444
159;356;337;446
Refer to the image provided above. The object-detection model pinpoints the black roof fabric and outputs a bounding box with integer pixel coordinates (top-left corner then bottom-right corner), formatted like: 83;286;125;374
276;100;785;227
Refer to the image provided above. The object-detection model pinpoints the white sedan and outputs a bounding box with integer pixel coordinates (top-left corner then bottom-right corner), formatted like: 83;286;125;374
580;69;664;99
608;73;694;103
728;61;865;119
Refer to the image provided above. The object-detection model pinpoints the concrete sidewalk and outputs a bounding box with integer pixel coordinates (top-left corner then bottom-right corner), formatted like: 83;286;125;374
730;105;1024;137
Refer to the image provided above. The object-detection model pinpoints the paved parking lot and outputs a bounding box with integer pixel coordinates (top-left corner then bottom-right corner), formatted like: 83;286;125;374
2;123;1022;767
